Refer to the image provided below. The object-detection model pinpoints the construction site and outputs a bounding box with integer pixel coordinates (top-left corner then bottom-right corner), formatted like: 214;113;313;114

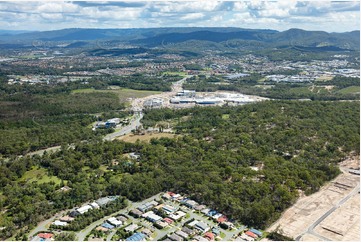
267;156;360;241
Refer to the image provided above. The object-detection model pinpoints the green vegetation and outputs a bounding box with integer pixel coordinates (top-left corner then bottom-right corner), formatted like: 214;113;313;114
19;167;61;185
51;197;127;231
54;232;77;241
71;88;161;103
103;74;182;92
183;75;360;100
0;89;122;156
0;101;358;240
337;86;360;94
267;230;294;241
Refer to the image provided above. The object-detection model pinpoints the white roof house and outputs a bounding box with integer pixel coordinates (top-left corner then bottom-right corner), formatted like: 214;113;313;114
107;217;122;227
90;202;100;209
169;211;186;220
125;223;139;232
77;205;93;214
52;220;68;226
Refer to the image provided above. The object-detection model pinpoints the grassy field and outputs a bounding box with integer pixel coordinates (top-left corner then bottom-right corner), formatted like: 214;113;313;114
19;166;61;185
222;114;230;120
337;86;360;94
315;75;334;81
71;88;161;103
117;132;176;143
162;71;187;77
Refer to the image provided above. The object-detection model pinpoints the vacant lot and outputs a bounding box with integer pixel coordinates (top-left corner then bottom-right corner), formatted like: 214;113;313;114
267;157;360;241
71;88;161;103
117;132;176;143
337;86;360;94
19;166;61;185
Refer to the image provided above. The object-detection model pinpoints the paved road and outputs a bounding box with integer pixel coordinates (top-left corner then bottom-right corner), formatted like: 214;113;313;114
28;209;71;239
76;194;160;241
295;182;360;241
103;112;143;141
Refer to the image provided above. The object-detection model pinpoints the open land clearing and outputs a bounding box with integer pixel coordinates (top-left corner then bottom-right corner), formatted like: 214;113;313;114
117;132;176;143
267;156;360;241
71;88;161;103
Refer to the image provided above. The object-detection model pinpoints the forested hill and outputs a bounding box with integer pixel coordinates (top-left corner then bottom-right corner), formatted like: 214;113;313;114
0;27;359;50
0;101;359;239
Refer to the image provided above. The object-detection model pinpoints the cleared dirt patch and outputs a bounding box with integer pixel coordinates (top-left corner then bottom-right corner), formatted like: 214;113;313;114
117;132;176;143
267;156;360;241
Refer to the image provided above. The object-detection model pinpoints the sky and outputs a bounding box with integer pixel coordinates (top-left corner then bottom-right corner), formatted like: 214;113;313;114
0;0;359;32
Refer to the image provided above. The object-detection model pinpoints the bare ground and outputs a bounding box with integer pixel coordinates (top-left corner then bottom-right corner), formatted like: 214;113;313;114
266;156;360;241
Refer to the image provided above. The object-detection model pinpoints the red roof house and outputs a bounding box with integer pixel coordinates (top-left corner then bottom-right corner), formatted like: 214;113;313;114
37;233;54;239
204;232;215;241
164;218;174;224
245;230;258;239
217;216;227;223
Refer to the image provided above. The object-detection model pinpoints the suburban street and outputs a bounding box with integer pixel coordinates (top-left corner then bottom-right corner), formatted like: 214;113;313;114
47;192;246;241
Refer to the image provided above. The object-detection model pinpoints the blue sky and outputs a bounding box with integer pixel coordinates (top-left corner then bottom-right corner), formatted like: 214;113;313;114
0;1;359;32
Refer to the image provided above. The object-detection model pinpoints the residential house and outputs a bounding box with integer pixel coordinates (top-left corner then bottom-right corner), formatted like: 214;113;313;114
175;230;189;239
107;217;122;227
155;221;168;229
211;228;220;236
194;204;206;211
95;197;116;207
169;211;186;221
221;221;234;229
52;220;67;226
249;228;263;237
193;235;208;241
37;233;54;240
129;209;143;218
126;232;146;241
90;202;100;209
76;205;92;214
162;205;176;214
245;231;258;239
201;208;210;215
95;226;108;232
146;213;162;223
181;227;196;236
162;193;172;200
195;222;210;233
185;200;198;209
124;224;139;233
188;220;199;228
204;232;215;241
141;228;152;237
168;233;183;241
101;222;114;230
163;218;174;224
59;216;74;222
116;215;128;223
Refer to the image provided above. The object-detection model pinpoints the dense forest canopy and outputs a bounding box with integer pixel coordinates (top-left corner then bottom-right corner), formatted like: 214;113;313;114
0;101;359;239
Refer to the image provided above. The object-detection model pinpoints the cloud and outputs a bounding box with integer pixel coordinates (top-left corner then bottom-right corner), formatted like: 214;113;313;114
180;13;205;21
0;1;358;32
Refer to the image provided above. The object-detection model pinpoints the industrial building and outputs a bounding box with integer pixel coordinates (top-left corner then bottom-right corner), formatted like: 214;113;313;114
143;98;164;109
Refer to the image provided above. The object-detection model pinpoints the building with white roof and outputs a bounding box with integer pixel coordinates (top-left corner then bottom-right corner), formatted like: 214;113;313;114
76;205;93;214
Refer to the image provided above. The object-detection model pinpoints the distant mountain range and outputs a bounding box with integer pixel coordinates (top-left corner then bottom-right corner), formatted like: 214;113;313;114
0;27;359;51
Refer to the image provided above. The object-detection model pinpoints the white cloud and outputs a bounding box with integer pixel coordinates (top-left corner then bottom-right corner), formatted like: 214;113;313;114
0;1;358;32
180;13;204;20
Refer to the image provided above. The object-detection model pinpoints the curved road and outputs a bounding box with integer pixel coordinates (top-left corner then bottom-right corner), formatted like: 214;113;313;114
103;112;143;141
295;182;360;241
